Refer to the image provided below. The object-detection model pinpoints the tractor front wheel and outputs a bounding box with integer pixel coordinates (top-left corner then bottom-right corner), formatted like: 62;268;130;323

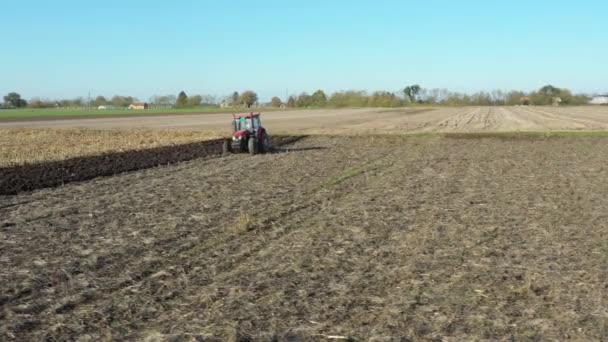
248;137;258;155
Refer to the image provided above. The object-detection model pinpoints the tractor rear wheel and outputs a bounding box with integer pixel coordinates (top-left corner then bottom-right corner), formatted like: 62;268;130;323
259;133;271;153
248;137;258;155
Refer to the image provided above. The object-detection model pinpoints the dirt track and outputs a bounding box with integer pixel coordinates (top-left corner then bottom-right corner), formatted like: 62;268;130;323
1;106;608;133
1;135;607;340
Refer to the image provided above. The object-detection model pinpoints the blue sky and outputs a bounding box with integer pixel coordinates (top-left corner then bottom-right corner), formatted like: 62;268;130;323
2;0;607;102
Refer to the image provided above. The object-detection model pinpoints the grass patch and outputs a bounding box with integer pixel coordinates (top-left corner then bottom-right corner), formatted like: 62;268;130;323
324;167;371;187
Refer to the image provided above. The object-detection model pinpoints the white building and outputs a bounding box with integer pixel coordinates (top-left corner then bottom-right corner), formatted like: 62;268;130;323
590;95;608;105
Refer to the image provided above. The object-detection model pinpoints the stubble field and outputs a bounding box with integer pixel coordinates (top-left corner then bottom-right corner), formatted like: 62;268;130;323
2;106;608;133
1;107;608;340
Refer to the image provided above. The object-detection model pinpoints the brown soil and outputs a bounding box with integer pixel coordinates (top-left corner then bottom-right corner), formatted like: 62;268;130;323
1;135;607;340
0;128;228;167
0;135;303;195
2;106;608;133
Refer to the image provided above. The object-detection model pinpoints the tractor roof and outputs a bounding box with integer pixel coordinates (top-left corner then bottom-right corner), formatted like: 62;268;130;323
234;113;261;119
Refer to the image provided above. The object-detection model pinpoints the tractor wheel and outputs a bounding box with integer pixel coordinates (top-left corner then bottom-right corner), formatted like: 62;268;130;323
259;134;271;153
222;139;232;154
248;137;258;155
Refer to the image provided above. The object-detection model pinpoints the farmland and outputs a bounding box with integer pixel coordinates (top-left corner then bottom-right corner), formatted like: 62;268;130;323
1;107;608;340
2;106;608;133
0;128;227;167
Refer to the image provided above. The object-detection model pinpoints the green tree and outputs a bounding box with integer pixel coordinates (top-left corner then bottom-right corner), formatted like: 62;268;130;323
271;97;282;107
530;85;563;105
505;90;527;106
231;91;240;106
187;95;203;107
239;91;258;108
404;85;421;102
310;90;328;107
3;92;27;108
71;97;85;107
369;91;398;107
111;95;136;107
287;96;296;108
328;91;368;107
176;91;189;108
296;93;312;107
539;85;560;97
151;95;177;106
94;96;107;106
28;97;55;108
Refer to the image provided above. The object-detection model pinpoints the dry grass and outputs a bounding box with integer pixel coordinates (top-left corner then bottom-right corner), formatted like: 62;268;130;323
0;128;229;167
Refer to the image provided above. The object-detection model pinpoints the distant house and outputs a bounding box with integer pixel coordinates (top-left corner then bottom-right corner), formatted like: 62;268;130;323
129;102;149;110
590;95;608;105
552;97;562;107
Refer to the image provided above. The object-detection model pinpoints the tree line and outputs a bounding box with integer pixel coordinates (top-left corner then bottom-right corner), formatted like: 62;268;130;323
2;85;593;110
276;85;591;108
1;90;263;109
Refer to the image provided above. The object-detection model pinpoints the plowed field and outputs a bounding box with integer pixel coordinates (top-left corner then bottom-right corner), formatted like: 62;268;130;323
2;135;607;340
2;106;608;133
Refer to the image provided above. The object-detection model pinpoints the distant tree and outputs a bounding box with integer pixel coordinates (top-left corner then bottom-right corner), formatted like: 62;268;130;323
3;92;27;108
421;88;448;104
239;91;258;108
470;91;493;106
111;96;123;107
529;85;565;106
187;94;203;107
328;91;368;107
271;96;282;107
151;95;177;106
201;95;217;105
287;96;296;108
71;97;85;107
369;91;398;107
404;85;422;103
176;91;189;108
296;93;312;107
490;89;505;105
569;94;591;106
28;97;55;108
310;90;328;107
505;90;527;106
539;85;560;96
231;91;240;106
94;96;107;106
111;95;135;107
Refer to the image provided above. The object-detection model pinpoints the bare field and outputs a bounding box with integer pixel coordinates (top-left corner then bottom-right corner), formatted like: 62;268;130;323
1;106;608;133
1;135;607;340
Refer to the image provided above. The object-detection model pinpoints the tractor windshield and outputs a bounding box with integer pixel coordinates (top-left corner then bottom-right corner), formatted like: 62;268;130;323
234;116;260;131
235;118;251;131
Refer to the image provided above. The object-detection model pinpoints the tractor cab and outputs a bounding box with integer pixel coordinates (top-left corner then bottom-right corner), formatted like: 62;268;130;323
224;113;270;155
233;113;261;133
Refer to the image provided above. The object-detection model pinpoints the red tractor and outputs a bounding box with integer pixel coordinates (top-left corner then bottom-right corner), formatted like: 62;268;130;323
222;113;271;155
